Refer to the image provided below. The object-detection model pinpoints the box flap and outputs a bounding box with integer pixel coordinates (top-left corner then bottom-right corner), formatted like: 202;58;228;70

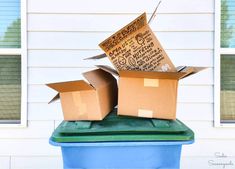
48;93;60;104
119;70;186;79
82;68;117;89
178;66;207;79
96;65;119;76
46;80;94;92
84;53;107;60
99;13;147;52
84;2;161;61
99;12;176;72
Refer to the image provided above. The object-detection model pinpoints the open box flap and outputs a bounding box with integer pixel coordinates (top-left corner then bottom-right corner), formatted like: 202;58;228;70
96;65;119;76
84;53;107;60
119;70;186;79
46;80;94;93
48;93;60;104
99;13;148;52
178;66;207;79
83;68;117;89
83;2;161;61
99;12;176;72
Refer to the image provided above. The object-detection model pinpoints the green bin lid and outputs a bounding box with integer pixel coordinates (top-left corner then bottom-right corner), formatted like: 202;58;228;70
51;109;194;142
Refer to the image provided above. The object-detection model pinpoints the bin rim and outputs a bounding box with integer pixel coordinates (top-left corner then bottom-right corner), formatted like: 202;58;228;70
49;138;194;147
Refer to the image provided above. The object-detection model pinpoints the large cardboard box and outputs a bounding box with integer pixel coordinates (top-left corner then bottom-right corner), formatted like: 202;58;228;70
97;65;204;120
97;13;205;120
46;69;118;121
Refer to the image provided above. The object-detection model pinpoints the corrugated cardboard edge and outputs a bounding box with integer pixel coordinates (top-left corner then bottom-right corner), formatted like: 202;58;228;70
84;53;107;60
178;66;207;79
83;68;118;89
96;65;119;76
48;93;60;104
119;70;186;79
46;80;94;92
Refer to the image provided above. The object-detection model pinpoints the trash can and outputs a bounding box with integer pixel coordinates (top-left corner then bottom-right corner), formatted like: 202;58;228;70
50;109;194;169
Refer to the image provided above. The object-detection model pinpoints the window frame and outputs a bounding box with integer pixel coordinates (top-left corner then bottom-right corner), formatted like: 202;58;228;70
0;0;27;127
214;0;235;127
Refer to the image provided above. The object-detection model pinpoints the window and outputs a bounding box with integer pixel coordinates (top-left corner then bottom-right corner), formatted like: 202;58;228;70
0;0;27;127
215;0;235;127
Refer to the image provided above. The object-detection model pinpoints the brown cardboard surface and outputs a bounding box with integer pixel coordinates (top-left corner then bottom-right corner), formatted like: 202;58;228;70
83;68;117;88
96;65;119;76
99;13;176;72
97;80;118;118
100;13;147;52
144;78;159;87
46;80;94;92
48;93;60;104
83;68;118;118
178;66;206;79
60;90;101;120
119;70;186;79
116;66;206;120
46;69;118;121
118;77;178;120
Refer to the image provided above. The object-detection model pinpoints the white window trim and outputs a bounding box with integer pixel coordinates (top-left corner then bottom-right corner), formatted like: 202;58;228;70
214;0;235;127
0;0;27;127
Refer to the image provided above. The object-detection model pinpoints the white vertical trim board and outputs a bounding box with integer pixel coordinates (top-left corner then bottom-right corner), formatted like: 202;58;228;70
20;0;28;127
214;0;235;127
214;0;221;127
0;0;28;127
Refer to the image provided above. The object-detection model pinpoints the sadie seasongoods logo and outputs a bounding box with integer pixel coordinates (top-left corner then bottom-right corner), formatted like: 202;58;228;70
99;13;176;72
208;152;234;168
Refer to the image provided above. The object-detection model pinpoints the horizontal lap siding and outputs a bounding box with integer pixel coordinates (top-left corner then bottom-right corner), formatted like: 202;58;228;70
11;156;63;169
9;156;235;169
28;32;213;49
0;157;10;169
2;0;224;168
28;14;214;32
27;0;214;13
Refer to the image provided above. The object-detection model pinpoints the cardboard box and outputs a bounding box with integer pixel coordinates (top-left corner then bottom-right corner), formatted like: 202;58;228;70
96;65;204;120
96;12;206;120
46;69;118;121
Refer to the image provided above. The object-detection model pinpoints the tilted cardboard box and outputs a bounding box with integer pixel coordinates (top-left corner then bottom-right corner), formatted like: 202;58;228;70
96;12;206;120
96;65;204;120
46;69;118;121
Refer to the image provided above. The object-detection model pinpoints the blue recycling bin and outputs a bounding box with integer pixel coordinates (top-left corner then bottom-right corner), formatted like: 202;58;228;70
49;109;194;169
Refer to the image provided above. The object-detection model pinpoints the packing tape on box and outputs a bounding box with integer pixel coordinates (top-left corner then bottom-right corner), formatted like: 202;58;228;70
138;109;153;118
72;92;87;117
144;79;159;87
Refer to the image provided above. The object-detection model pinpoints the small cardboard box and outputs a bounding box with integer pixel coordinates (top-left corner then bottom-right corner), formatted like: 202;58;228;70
96;12;206;120
46;69;118;121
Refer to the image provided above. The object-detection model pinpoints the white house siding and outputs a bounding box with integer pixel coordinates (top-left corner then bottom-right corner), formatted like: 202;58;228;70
2;0;234;168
